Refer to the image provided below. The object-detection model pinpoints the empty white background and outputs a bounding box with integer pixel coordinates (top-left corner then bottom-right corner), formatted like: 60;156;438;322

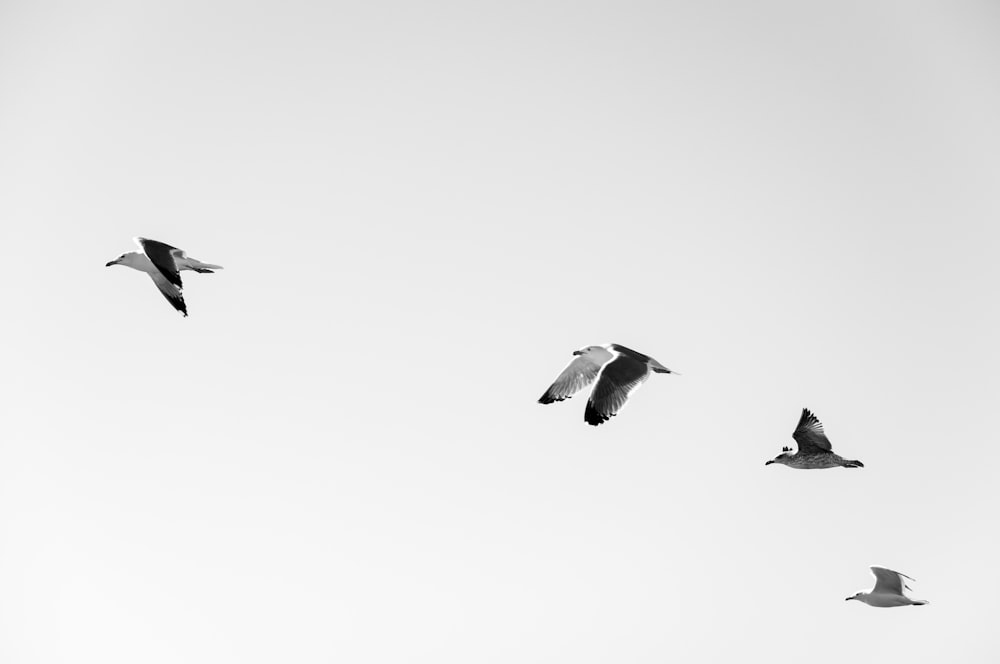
1;1;998;662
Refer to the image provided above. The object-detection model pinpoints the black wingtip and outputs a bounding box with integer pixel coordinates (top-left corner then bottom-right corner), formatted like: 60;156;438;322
583;402;611;426
164;295;188;317
798;407;821;426
538;387;573;404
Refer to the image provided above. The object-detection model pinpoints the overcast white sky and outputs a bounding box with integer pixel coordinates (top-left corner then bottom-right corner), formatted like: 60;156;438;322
1;1;998;662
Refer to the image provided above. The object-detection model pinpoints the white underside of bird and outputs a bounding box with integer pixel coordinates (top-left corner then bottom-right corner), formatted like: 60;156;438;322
852;593;925;608
117;251;221;275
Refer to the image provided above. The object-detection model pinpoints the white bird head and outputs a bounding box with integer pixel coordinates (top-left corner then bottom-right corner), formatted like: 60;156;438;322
572;345;604;357
105;252;144;269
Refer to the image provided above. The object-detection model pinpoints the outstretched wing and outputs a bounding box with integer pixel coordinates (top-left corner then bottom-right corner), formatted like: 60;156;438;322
147;271;188;317
870;566;913;595
538;354;607;404
584;354;650;425
136;237;183;289
793;408;832;453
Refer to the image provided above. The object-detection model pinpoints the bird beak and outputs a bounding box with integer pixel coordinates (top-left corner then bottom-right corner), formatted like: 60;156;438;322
845;597;854;601
105;260;117;267
764;460;773;465
572;350;583;356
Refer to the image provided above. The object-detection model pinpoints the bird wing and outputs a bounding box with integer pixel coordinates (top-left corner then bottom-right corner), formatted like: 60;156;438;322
612;343;675;374
870;567;913;595
608;343;652;362
538;353;608;404
147;271;188;316
792;408;832;452
135;237;184;289
584;353;650;425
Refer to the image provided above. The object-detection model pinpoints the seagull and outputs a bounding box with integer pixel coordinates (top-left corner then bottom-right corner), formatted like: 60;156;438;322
846;567;929;607
106;237;222;316
538;344;676;426
765;408;863;469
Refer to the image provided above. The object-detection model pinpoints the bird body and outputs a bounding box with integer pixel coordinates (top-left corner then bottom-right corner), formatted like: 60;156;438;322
110;251;222;276
846;567;928;607
538;343;675;426
773;450;860;470
766;408;863;469
851;593;926;608
106;237;222;316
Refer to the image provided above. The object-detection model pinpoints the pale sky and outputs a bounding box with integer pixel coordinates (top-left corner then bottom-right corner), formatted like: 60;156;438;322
1;1;998;662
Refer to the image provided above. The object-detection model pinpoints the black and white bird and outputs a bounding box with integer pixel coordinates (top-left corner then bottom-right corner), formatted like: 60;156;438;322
765;408;864;469
106;237;222;316
538;344;676;426
846;567;929;607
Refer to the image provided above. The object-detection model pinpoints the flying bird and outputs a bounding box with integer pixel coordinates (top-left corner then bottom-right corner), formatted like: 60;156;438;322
846;567;929;607
765;408;863;469
538;344;676;426
106;237;222;316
